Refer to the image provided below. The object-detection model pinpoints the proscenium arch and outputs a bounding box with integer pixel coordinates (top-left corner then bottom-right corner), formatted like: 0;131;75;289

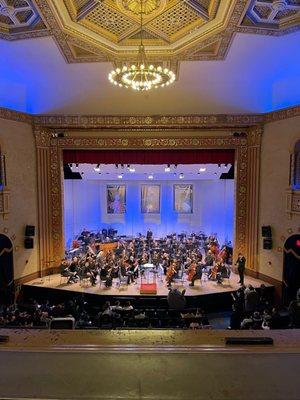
34;125;262;278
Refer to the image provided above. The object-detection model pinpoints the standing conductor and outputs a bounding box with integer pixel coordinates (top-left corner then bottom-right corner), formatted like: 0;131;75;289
235;253;246;285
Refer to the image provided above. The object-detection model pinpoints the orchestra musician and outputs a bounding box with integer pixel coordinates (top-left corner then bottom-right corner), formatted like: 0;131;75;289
166;261;177;287
64;230;233;290
189;261;203;287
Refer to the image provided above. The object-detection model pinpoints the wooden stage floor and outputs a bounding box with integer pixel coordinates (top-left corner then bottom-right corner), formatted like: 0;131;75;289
24;270;271;298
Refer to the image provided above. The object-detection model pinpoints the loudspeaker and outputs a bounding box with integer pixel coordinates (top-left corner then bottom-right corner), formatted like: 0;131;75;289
25;225;35;237
262;225;272;238
24;237;34;249
263;238;273;250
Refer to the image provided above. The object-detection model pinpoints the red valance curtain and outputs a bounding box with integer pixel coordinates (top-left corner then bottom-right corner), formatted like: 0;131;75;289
63;149;235;164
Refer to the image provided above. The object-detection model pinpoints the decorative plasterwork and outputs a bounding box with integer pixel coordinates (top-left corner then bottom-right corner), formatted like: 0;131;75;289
239;0;300;33
1;104;300;127
264;104;300;122
0;107;33;124
1;0;299;65
33;113;264;129
0;0;49;40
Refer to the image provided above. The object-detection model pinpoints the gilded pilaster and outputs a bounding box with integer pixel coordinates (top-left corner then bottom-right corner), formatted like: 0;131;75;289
245;125;263;272
35;127;53;276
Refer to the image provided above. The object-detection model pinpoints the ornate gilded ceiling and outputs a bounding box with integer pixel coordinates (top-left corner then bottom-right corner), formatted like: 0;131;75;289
0;0;299;65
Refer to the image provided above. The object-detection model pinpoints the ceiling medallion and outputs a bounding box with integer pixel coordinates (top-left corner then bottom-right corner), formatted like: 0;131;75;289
108;1;176;91
117;0;166;16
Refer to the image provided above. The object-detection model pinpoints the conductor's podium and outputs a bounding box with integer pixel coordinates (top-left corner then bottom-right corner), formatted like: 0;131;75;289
140;263;157;294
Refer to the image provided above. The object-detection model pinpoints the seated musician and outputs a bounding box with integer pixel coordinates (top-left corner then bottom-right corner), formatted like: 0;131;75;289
189;261;203;287
60;259;76;284
120;261;134;285
166;260;177;287
204;250;214;268
216;262;230;284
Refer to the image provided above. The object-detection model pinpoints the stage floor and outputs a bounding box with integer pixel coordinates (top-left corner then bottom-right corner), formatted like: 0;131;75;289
24;270;271;297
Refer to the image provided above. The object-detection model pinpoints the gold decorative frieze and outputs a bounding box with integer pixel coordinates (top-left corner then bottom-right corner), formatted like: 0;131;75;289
1;104;300;128
33;113;264;129
265;105;300;123
0;107;32;124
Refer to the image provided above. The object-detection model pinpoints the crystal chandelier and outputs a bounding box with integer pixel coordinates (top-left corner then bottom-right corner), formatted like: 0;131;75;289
108;1;175;91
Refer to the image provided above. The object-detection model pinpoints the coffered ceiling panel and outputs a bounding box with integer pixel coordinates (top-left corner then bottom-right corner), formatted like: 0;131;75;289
0;0;299;65
0;0;48;39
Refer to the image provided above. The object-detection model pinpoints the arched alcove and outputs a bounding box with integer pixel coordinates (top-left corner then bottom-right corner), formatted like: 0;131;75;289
0;234;14;305
283;234;300;305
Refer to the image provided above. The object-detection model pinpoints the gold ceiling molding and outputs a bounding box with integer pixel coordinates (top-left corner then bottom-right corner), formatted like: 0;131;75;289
0;0;49;40
0;107;33;124
1;104;300;127
265;104;300;123
238;0;300;35
32;113;264;129
1;0;299;65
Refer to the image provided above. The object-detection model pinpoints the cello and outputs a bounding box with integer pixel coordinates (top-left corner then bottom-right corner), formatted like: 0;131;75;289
166;261;177;286
187;262;197;281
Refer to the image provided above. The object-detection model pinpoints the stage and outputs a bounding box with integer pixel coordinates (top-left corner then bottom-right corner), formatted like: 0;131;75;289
24;270;271;298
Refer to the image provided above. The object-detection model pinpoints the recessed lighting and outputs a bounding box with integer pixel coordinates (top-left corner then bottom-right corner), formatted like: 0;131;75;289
179;173;184;179
118;174;123;179
94;164;100;172
129;167;135;173
148;174;153;180
75;164;79;169
165;164;171;172
199;167;206;172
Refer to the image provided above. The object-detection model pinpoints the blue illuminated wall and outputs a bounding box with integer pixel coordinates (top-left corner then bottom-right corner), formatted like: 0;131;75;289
64;179;234;248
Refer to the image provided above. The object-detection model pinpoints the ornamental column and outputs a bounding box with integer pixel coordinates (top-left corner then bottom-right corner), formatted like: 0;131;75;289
245;125;263;274
35;127;54;277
